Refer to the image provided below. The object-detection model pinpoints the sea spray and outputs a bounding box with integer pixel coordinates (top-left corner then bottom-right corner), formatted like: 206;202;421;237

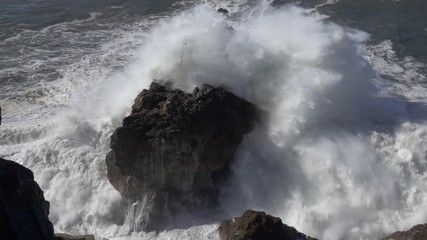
1;1;427;240
125;3;427;239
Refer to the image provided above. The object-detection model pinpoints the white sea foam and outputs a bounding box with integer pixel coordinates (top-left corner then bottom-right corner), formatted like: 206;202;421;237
122;3;427;239
360;40;427;101
1;1;427;240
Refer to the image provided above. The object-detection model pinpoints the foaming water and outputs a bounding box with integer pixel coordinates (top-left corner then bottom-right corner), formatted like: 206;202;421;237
0;5;157;238
124;3;427;239
2;1;427;240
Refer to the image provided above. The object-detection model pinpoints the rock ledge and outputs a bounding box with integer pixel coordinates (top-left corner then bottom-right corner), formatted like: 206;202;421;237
385;224;427;240
219;210;317;240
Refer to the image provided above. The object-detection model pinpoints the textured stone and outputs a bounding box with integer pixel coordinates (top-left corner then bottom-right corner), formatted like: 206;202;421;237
0;158;55;240
106;82;257;231
385;224;427;240
219;210;317;240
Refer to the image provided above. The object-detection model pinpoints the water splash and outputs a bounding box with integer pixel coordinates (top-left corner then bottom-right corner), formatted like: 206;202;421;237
126;3;427;239
2;1;427;240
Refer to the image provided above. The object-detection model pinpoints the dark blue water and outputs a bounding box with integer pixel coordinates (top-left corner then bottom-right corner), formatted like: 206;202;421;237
274;0;427;65
0;0;185;40
317;0;427;64
2;0;425;92
0;0;189;100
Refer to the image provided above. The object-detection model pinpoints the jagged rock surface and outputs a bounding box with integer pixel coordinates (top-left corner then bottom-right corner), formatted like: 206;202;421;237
219;210;317;240
385;224;427;240
106;82;257;231
0;158;55;240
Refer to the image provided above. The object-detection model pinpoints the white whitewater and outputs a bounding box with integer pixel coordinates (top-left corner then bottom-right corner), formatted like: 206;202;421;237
1;1;427;240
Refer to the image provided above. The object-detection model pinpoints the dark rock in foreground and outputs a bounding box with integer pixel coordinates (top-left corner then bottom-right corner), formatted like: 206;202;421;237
219;210;317;240
0;158;55;240
385;224;427;240
106;82;257;231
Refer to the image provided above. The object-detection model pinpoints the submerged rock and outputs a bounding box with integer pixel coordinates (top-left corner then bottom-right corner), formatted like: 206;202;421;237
0;158;55;240
217;8;229;15
385;224;427;240
55;234;95;240
106;82;257;231
219;210;317;240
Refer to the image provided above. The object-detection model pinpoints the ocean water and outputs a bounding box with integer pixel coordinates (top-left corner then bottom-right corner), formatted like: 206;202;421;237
1;0;427;239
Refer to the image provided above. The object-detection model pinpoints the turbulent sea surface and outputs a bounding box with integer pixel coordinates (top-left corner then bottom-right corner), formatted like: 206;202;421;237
1;0;427;239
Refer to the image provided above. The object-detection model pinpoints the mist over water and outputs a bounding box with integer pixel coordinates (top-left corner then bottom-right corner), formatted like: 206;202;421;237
1;1;427;239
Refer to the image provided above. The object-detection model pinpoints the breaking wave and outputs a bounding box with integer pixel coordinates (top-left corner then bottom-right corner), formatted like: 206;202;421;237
2;1;427;239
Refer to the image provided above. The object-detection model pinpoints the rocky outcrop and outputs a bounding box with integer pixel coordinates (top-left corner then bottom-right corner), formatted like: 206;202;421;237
0;158;55;240
385;224;427;240
219;210;317;240
106;82;257;231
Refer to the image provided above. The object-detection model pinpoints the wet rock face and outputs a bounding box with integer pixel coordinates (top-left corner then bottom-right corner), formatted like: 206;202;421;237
219;210;317;240
385;224;427;240
0;158;55;240
106;82;257;231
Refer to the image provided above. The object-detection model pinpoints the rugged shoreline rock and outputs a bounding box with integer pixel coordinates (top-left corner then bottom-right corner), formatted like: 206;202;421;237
0;158;55;240
219;210;317;240
106;82;257;231
384;224;427;240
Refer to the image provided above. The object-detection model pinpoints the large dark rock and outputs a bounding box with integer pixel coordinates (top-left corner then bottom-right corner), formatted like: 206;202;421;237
106;82;257;231
0;158;55;240
385;224;427;240
219;210;317;240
